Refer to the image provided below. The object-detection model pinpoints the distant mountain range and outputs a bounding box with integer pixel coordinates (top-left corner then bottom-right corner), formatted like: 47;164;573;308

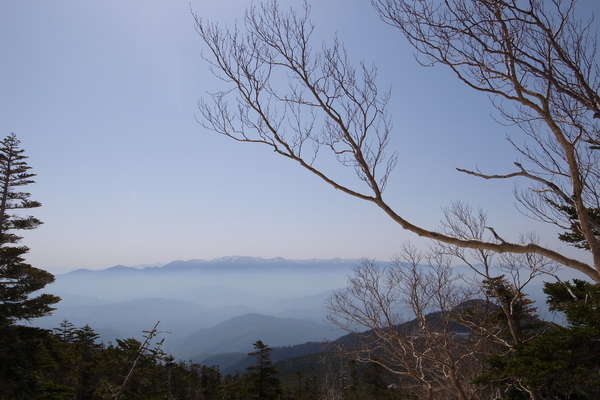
43;255;361;307
32;257;362;355
67;256;361;275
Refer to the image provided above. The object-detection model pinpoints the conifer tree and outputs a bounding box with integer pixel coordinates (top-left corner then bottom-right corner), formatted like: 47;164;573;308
245;340;282;400
0;132;59;327
476;280;600;398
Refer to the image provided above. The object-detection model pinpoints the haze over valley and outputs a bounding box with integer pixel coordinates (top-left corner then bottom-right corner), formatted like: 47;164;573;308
32;256;363;360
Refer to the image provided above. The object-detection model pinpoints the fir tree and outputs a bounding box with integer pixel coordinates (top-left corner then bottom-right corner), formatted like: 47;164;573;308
476;280;600;398
0;132;59;327
550;201;600;251
245;340;282;400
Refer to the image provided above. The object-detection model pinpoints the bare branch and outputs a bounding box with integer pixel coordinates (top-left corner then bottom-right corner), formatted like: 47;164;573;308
326;255;485;400
195;0;600;281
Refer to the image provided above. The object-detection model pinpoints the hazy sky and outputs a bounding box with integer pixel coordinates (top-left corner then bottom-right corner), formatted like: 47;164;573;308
1;0;597;272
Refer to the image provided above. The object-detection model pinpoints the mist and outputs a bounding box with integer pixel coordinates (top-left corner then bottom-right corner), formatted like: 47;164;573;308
31;257;361;347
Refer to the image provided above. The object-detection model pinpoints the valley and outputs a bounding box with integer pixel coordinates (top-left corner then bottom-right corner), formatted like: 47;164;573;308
32;256;361;360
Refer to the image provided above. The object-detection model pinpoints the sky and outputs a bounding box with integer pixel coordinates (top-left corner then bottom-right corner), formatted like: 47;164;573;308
0;0;598;273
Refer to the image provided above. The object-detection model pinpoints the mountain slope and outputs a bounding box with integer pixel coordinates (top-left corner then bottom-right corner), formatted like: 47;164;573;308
168;313;342;360
207;306;480;375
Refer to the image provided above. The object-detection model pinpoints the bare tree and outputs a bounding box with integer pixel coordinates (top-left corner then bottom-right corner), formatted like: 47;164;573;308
326;248;490;400
371;0;600;277
432;203;553;399
326;240;551;399
194;0;600;280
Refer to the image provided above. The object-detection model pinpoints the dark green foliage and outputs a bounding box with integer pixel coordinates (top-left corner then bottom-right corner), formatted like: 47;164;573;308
0;325;73;399
544;279;600;330
55;319;77;343
163;358;205;400
245;340;282;399
274;348;412;399
200;364;223;399
552;202;600;250
221;371;244;400
0;133;42;243
479;276;545;344
0;133;59;327
0;316;417;399
71;325;103;399
0;248;60;326
14;305;600;399
0;321;211;399
466;277;549;399
284;369;320;400
476;280;600;399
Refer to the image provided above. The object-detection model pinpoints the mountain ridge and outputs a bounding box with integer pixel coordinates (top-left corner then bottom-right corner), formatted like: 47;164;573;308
59;256;363;275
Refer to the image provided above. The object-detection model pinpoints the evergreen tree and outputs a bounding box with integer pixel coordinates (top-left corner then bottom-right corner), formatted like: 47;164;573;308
245;340;282;400
221;371;244;400
480;276;544;345
476;280;600;398
0;326;72;399
551;202;600;251
0;133;59;326
0;133;63;398
199;365;222;400
72;325;103;399
55;319;77;343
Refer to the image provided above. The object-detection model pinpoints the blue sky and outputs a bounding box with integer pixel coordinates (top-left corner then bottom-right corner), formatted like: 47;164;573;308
1;0;597;273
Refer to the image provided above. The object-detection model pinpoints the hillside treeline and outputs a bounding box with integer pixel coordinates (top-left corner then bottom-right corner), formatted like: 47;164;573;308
0;320;405;400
